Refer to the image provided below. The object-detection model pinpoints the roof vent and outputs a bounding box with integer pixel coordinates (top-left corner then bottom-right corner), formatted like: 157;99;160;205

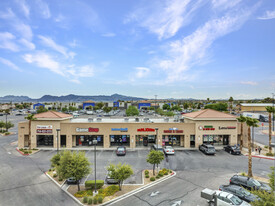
124;118;129;122
164;117;169;122
96;118;102;122
88;118;93;122
135;117;139;122
144;117;150;123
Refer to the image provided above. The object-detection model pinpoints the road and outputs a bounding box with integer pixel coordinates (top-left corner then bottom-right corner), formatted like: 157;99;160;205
253;122;275;146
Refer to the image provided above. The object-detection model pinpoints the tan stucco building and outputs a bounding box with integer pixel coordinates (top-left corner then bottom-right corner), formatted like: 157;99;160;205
240;103;273;112
18;109;245;149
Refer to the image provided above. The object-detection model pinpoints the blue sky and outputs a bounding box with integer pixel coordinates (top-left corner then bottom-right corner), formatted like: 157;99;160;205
0;0;274;99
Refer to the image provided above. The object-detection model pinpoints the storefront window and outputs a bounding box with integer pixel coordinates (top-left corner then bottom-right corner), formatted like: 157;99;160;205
110;135;130;146
37;135;53;147
162;135;181;146
136;135;156;147
76;135;103;146
203;135;229;146
190;135;195;147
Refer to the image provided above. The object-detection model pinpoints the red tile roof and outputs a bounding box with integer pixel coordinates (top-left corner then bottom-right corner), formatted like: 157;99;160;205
34;111;72;119
182;109;237;119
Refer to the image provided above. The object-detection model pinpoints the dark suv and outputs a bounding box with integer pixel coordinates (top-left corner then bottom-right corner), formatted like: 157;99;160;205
199;144;216;155
219;185;259;202
224;145;241;155
230;175;271;193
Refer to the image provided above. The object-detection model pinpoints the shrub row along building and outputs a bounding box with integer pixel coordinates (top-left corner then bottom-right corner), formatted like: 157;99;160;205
18;109;249;149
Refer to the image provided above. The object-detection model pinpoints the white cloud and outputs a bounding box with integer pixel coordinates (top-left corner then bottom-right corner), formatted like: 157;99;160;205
102;33;116;37
16;0;30;18
14;23;33;40
36;0;51;19
69;79;81;84
23;52;64;76
68;39;79;48
38;35;74;58
67;65;95;78
0;57;22;71
54;14;65;22
258;10;275;20
134;67;150;78
157;9;254;83
125;0;204;40
0;32;19;52
0;8;16;19
211;0;241;10
19;38;35;50
240;81;258;86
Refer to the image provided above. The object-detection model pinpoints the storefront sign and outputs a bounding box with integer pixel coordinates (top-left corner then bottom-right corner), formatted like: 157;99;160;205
199;125;215;131
163;130;184;133
76;128;99;133
219;126;236;130
137;128;155;132
36;125;52;133
111;128;128;132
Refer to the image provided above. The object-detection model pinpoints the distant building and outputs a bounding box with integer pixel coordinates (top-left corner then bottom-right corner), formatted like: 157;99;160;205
240;103;273;112
33;103;45;109
83;101;95;109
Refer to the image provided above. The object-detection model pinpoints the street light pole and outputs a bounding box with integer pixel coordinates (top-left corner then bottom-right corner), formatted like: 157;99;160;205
155;128;158;149
5;113;8;132
93;139;98;196
155;95;157;116
56;129;60;153
272;93;274;132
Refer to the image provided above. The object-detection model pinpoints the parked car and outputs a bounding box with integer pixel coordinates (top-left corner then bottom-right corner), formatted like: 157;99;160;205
163;146;175;155
230;175;272;193
151;144;164;152
116;146;126;156
199;144;216;155
219;185;259;202
66;177;79;185
224;145;241;155
209;190;251;206
105;171;119;184
0;113;3;116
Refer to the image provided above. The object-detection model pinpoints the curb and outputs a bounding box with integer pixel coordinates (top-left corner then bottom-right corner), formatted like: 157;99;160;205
244;154;275;160
45;172;62;188
100;171;176;206
16;147;29;156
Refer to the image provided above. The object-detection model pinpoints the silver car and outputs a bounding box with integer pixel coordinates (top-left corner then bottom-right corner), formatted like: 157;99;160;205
163;146;175;155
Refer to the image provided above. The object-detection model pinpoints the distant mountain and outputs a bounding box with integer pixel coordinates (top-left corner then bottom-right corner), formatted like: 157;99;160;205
0;94;146;103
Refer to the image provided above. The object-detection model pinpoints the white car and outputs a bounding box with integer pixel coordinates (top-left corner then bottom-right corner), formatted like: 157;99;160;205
86;111;94;115
209;190;251;206
163;146;175;155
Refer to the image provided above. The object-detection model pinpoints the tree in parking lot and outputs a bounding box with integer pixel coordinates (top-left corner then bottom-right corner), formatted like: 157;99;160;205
250;167;275;206
25;114;37;149
147;150;164;175
126;106;139;116
4;121;14;132
237;115;247;151
56;150;91;191
36;106;48;114
0;121;5;132
265;106;275;154
96;102;104;109
103;106;112;113
162;104;170;110
245;117;259;177
107;163;133;191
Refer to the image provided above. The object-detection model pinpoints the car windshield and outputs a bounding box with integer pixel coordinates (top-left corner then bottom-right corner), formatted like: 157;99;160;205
230;196;243;205
232;146;240;150
250;179;261;187
117;148;125;151
241;189;250;196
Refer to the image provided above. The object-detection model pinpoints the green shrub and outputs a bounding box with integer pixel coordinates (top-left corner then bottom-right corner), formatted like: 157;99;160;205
83;196;88;203
98;188;104;194
93;197;98;204
264;145;268;149
103;185;119;196
156;175;160;179
75;190;87;198
49;168;52;172
88;197;93;205
266;152;275;156
145;170;149;175
164;171;168;175
98;196;103;203
28;150;32;153
150;177;155;181
52;168;55;171
158;172;163;177
85;180;104;189
33;148;38;150
5;132;10;135
240;172;247;176
161;168;167;173
145;175;149;178
24;151;28;154
58;177;63;181
19;148;24;151
53;174;57;178
86;190;93;196
169;170;172;173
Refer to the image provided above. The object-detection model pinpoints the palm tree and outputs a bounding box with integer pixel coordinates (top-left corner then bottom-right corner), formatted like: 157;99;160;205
245;117;259;177
237;115;246;151
266;106;275;154
25;114;37;149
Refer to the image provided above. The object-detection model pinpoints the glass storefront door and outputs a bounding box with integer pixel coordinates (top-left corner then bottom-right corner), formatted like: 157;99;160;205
136;135;156;147
76;135;103;146
37;135;53;147
162;135;181;146
203;135;230;146
110;135;130;146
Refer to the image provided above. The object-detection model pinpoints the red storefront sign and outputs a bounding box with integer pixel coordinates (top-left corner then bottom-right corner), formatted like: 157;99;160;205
88;128;99;132
203;128;215;131
137;128;155;132
163;130;184;133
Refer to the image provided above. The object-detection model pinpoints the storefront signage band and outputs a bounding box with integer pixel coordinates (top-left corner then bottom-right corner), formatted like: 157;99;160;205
163;130;183;133
137;128;155;132
111;128;128;132
219;126;236;130
36;125;52;133
198;125;215;131
76;128;99;133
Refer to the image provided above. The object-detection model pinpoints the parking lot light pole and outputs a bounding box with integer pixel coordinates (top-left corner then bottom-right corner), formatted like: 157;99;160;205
56;129;60;153
93;139;98;196
272;93;274;132
155;128;158;149
4;113;8;132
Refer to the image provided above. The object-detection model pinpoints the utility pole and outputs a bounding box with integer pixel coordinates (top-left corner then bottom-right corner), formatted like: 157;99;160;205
56;129;60;153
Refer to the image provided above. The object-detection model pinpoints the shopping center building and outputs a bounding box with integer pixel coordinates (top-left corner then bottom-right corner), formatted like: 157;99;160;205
18;109;244;149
